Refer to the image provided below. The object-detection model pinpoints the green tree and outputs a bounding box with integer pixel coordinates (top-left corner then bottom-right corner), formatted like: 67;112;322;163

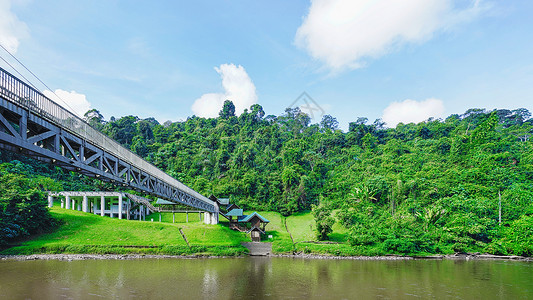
219;100;236;119
312;201;334;240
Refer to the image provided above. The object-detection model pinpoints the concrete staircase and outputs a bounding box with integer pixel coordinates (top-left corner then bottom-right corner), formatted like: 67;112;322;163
242;242;272;256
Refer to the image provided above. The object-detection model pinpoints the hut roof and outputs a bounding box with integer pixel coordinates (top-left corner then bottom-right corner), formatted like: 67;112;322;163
238;212;270;223
217;198;230;205
226;209;244;217
155;199;177;205
208;195;230;205
226;203;241;210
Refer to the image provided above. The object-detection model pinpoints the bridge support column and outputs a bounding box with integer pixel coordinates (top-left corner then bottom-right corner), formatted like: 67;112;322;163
77;199;81;211
61;198;64;208
82;195;88;213
204;212;218;225
118;194;123;220
101;196;105;217
48;195;53;208
93;198;97;215
65;195;70;209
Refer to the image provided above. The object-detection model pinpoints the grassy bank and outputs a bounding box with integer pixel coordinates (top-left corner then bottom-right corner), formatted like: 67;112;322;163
243;210;356;256
1;207;250;256
1;206;359;257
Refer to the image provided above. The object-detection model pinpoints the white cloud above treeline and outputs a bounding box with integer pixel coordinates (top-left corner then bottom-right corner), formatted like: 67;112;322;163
382;98;445;127
192;63;257;118
295;0;487;71
0;0;29;53
43;89;92;117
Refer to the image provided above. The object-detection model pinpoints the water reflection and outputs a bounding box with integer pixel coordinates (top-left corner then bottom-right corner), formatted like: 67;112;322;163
0;258;531;299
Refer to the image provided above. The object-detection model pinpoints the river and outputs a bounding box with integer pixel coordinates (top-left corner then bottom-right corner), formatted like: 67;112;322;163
1;257;531;299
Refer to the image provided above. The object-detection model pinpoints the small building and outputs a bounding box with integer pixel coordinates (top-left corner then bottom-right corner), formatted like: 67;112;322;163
238;212;269;232
248;227;265;242
209;195;269;241
226;209;270;241
226;208;244;223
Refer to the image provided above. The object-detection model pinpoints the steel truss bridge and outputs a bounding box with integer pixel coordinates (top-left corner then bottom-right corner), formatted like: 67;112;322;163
0;66;218;218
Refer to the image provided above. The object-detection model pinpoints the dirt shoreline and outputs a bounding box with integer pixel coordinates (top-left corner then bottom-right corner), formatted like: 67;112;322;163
1;253;531;262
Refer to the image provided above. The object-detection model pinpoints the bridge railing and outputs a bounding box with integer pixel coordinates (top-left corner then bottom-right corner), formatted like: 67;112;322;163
0;66;212;207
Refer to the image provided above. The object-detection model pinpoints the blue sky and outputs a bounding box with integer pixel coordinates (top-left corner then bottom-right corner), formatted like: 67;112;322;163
1;0;532;130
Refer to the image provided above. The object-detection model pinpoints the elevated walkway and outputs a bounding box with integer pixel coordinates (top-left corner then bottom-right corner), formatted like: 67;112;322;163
0;66;218;220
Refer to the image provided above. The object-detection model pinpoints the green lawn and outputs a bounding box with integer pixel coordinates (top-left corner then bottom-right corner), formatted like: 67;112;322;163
1;207;249;255
2;207;352;256
242;210;349;254
285;211;316;242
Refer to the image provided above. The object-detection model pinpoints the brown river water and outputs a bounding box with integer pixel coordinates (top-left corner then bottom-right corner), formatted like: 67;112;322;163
0;257;532;299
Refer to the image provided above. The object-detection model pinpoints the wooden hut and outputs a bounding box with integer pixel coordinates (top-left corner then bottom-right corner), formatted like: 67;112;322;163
226;210;269;241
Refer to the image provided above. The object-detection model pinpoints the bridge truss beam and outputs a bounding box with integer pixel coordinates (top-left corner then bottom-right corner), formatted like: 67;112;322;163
0;67;216;213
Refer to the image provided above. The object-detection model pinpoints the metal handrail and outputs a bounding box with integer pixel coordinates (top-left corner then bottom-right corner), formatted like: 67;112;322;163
0;66;213;207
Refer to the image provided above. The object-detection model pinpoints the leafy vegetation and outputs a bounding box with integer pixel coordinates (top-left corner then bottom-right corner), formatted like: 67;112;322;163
0;163;58;246
1;103;532;256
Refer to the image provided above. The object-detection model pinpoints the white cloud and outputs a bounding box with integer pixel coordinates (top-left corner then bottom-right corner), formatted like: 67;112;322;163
382;98;445;127
43;89;91;117
192;63;258;118
0;0;29;53
295;0;486;71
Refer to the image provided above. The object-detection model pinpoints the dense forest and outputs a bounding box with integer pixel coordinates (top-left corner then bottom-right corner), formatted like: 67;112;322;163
2;100;532;255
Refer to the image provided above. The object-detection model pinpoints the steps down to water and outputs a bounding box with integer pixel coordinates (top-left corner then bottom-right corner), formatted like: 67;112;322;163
242;242;272;256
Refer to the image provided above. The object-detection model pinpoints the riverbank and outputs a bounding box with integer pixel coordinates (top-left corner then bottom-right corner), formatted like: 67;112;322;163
3;207;532;260
2;252;531;262
275;252;532;261
0;207;250;256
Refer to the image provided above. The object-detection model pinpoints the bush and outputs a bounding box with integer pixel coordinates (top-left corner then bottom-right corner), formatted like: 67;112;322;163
0;172;57;245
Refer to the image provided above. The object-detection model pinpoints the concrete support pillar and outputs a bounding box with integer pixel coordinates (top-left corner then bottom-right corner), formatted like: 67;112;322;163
127;199;130;220
66;195;70;209
82;195;88;213
173;213;175;223
118;194;123;220
186;212;188;223
61;198;64;208
138;207;141;221
93;199;97;215
202;212;218;225
100;196;105;217
213;211;219;225
77;199;81;211
48;195;53;208
199;212;201;222
109;198;114;218
159;214;162;222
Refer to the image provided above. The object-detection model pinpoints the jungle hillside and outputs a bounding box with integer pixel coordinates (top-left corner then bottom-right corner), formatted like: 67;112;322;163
2;101;533;256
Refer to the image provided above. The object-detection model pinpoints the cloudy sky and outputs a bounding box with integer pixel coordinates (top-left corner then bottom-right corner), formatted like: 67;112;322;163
1;0;532;129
